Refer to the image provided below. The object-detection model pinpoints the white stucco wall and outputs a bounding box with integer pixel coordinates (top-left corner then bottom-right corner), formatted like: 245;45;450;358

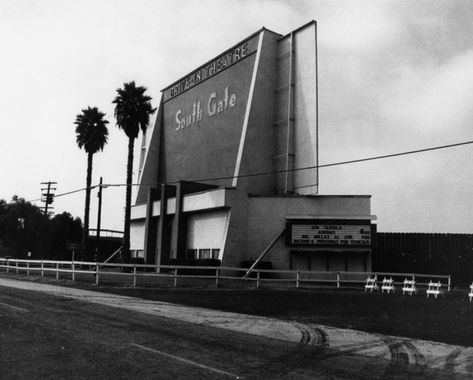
293;23;318;195
245;195;373;270
130;220;146;251
187;210;229;259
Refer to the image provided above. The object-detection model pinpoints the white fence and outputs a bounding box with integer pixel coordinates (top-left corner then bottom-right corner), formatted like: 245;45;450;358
0;258;451;292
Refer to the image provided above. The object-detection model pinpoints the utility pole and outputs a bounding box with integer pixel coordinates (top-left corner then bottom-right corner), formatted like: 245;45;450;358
41;181;57;216
95;177;103;262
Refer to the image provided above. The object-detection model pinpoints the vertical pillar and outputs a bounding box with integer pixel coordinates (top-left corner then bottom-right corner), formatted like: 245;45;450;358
284;32;295;194
170;182;186;260
95;177;103;262
156;184;175;271
144;187;159;264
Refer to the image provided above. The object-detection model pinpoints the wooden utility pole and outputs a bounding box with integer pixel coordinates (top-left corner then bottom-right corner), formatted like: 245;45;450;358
40;181;57;216
95;177;103;261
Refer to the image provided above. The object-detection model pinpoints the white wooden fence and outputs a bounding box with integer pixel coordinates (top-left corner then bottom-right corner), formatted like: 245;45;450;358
0;258;451;292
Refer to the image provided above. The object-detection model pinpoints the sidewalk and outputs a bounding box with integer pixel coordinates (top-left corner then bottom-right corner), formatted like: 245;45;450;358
0;276;472;376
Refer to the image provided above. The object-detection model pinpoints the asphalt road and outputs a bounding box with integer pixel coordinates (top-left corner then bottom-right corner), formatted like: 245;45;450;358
0;284;469;379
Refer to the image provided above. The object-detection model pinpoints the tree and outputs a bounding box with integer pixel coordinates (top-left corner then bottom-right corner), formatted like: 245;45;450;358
113;81;156;262
74;106;109;259
0;196;50;258
50;212;82;260
0;197;83;260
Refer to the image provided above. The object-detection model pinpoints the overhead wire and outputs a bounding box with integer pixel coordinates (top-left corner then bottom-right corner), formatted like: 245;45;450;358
26;139;473;203
27;186;98;203
187;139;473;183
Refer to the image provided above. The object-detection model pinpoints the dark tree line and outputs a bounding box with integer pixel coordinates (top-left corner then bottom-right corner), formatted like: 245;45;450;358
0;196;82;260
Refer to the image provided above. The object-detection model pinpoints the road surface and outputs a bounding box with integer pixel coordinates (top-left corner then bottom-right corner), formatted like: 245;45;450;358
0;278;469;379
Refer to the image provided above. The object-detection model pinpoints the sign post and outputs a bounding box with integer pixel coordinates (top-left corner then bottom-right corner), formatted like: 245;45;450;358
67;243;81;262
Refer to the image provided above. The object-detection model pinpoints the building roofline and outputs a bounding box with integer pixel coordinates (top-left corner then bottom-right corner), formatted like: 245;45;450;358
248;193;372;199
161;26;281;93
287;215;377;221
159;21;316;93
278;20;316;40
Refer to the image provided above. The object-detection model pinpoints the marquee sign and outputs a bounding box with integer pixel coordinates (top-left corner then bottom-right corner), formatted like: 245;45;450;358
160;42;255;187
162;35;259;102
287;219;372;248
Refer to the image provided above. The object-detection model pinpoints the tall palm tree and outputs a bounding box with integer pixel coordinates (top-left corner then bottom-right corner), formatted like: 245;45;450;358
74;106;109;259
113;81;156;263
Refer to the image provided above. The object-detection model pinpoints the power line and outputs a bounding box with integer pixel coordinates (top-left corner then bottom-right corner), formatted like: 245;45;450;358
28;185;98;203
172;139;473;183
55;186;98;198
318;140;473;169
26;139;473;203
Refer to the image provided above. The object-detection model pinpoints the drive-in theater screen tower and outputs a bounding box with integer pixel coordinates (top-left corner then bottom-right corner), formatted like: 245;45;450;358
130;21;376;272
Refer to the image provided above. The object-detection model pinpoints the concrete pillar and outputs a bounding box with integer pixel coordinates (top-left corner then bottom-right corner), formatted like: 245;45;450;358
156;184;175;270
144;187;158;264
170;182;187;260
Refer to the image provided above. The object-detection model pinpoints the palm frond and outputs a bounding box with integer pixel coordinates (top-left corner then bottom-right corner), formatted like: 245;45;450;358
74;106;109;154
112;81;156;139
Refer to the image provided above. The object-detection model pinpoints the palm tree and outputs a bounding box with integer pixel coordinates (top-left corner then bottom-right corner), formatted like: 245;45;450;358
74;106;109;259
113;81;156;263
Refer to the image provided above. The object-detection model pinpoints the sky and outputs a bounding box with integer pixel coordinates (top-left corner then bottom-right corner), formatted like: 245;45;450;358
1;0;473;233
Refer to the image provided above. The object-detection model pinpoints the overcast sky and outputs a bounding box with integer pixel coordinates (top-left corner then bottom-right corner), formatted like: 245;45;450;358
1;0;473;233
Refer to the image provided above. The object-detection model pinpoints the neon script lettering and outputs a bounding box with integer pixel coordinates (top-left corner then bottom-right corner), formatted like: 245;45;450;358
175;86;237;131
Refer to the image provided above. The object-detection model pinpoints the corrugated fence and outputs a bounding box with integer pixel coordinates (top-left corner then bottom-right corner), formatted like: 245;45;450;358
374;232;473;287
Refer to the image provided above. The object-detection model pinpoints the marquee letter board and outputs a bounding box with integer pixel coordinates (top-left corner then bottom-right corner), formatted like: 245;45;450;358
286;219;372;248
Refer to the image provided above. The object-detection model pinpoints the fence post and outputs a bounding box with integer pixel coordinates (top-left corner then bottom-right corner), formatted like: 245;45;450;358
215;268;219;288
6;259;9;274
174;268;178;288
412;273;416;283
72;261;75;282
256;271;260;289
56;263;59;280
16;260;19;274
448;275;451;292
41;260;44;277
27;261;30;276
337;272;340;288
95;264;99;286
296;271;300;288
133;265;137;287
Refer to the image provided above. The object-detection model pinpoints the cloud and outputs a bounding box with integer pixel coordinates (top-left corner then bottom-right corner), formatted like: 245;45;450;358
316;0;401;50
382;49;473;135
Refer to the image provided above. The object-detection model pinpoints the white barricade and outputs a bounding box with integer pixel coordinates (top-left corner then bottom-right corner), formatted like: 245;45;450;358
426;281;444;298
364;276;378;292
402;279;417;296
381;277;395;294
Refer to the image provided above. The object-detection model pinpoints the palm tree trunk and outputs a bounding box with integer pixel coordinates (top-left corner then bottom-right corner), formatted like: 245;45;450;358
122;136;135;263
82;152;93;260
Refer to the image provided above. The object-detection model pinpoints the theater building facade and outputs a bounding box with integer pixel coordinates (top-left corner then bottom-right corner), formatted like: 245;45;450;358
130;21;376;272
